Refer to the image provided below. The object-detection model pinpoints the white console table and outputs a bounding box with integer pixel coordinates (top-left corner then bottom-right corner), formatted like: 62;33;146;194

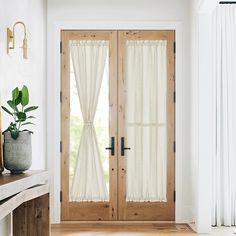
0;170;50;236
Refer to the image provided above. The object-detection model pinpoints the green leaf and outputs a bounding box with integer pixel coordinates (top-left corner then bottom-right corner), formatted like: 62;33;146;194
15;91;22;105
7;100;16;110
27;116;35;119
24;106;38;113
10;130;19;139
21;122;35;126
1;106;13;116
16;112;26;122
21;129;33;134
21;85;29;106
12;87;19;101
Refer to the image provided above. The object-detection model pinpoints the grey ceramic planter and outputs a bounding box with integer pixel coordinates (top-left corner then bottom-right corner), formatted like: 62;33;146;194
3;132;32;174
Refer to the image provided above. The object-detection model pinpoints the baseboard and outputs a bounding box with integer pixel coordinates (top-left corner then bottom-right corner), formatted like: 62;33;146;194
188;222;197;232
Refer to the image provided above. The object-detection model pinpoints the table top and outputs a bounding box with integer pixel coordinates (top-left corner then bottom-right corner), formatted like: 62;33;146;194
0;170;49;201
0;170;47;185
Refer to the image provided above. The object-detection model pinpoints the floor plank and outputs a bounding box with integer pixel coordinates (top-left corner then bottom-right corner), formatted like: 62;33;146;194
51;224;236;235
51;223;193;235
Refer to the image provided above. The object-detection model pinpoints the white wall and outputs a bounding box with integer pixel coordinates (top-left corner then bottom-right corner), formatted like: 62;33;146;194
47;0;193;224
48;0;189;22
0;0;47;235
190;0;219;233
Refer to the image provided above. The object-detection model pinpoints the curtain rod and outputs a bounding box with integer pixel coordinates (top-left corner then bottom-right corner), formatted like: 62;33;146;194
219;1;236;4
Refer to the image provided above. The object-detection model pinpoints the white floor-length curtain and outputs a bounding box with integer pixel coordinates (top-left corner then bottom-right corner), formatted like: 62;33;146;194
212;4;236;226
70;40;109;201
126;40;167;202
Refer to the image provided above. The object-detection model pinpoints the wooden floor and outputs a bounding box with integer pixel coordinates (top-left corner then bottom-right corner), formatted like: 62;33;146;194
51;223;194;236
51;223;236;235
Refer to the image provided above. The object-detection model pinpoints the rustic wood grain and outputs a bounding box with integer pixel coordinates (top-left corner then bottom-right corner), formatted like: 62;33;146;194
0;184;49;221
0;170;48;201
13;202;27;236
51;223;193;236
13;193;50;236
0;171;50;235
117;30;175;221
61;30;175;221
61;30;118;221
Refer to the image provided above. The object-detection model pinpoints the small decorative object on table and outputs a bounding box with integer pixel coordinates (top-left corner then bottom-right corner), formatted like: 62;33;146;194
1;85;38;174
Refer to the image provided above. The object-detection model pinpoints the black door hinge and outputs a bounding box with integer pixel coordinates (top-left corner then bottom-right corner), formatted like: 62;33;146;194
174;190;176;202
60;91;62;103
60;141;62;153
60;191;62;202
173;91;176;103
173;141;176;153
174;41;176;54
60;41;62;53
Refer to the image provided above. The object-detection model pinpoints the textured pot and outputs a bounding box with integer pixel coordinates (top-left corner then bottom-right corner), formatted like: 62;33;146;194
3;132;32;174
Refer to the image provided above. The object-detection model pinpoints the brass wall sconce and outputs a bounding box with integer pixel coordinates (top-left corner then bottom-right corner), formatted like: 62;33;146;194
7;21;28;59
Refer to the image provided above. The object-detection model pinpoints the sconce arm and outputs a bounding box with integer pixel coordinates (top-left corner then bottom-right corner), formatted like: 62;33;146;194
12;21;27;38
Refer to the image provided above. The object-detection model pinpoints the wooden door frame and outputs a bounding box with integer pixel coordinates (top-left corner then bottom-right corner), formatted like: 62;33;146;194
118;30;175;221
61;30;118;220
61;30;175;220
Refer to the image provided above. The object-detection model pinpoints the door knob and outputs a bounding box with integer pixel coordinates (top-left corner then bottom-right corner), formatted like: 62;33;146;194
105;137;115;156
121;137;131;156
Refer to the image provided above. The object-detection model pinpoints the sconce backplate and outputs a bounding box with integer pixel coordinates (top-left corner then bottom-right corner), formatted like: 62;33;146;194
7;28;14;54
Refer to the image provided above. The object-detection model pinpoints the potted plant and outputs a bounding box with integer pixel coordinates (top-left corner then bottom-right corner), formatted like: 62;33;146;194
1;85;38;174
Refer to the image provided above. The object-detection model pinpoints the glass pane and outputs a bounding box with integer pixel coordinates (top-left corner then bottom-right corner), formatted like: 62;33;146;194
69;47;109;201
126;40;167;202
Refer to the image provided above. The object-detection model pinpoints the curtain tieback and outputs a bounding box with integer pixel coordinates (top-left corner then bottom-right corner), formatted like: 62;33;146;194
83;122;93;126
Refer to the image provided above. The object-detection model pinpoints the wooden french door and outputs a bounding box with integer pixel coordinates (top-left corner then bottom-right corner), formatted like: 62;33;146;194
117;31;175;221
61;30;175;221
61;30;118;220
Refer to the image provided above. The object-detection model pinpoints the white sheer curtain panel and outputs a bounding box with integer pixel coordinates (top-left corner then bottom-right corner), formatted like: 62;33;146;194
212;5;236;226
70;40;109;202
126;40;167;202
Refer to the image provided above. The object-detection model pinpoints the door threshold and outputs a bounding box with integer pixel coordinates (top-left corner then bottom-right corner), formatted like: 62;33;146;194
59;221;176;224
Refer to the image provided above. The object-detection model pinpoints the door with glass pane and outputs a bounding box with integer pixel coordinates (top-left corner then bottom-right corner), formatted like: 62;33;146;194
61;30;175;221
61;31;118;220
118;31;175;220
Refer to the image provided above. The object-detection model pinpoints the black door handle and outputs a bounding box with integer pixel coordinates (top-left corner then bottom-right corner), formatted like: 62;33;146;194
121;137;131;156
105;137;115;156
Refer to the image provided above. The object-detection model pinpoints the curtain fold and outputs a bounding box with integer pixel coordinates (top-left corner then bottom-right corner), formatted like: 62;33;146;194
70;40;109;201
212;5;236;226
126;40;167;202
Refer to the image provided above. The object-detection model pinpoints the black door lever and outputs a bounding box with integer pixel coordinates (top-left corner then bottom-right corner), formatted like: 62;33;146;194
105;137;115;156
121;137;131;156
